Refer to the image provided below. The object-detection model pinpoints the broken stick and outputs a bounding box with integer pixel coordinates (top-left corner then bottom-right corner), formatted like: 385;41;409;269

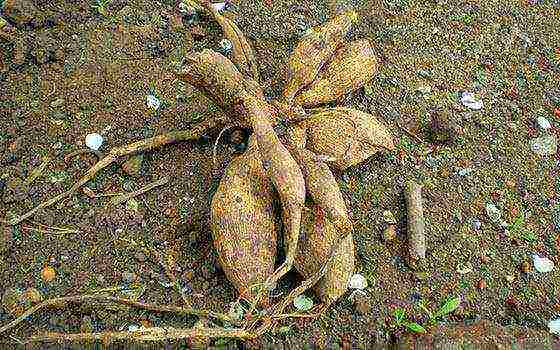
110;176;170;206
405;180;426;270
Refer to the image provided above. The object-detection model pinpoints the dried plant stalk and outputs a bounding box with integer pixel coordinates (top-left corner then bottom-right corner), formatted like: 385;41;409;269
210;136;277;303
27;327;254;344
283;11;357;103
295;205;355;306
300;107;395;170
198;0;260;80
7;126;217;226
239;94;305;289
294;39;379;107
405;180;426;269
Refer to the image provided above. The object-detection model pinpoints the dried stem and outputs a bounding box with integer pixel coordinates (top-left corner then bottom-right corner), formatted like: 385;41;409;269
405;180;426;269
110;176;170;206
8;123;218;226
26;327;254;344
0;294;232;336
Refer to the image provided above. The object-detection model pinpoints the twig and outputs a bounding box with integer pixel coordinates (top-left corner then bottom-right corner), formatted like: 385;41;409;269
396;121;425;145
8;125;218;226
0;294;232;336
64;149;103;162
212;126;232;166
110;176;170;206
21;225;80;235
25;327;254;344
405;180;426;270
23;158;51;187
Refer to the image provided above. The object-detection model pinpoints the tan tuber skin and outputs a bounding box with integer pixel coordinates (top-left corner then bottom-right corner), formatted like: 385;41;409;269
210;136;278;304
235;93;306;292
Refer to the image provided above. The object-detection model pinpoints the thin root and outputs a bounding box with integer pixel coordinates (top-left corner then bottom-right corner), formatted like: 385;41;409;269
8;124;217;226
0;294;232;336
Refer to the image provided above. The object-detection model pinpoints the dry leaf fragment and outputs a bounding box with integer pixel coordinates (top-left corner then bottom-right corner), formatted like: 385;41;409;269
299;107;395;170
210;136;278;303
283;10;357;103
294;39;379;107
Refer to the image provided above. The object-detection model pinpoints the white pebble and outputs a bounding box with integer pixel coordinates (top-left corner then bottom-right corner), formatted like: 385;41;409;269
147;94;161;110
460;91;484;110
211;2;227;12
548;319;560;335
533;254;554;273
85;133;103;151
348;273;367;290
536;116;552;129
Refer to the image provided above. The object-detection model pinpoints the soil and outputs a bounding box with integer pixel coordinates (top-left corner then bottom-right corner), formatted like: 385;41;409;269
1;0;560;348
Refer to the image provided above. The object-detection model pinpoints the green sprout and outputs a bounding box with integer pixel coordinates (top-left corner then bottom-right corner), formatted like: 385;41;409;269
507;211;536;242
418;296;461;326
91;0;112;16
392;307;426;334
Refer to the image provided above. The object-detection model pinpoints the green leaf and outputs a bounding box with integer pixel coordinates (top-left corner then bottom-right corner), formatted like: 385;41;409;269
405;322;426;333
394;308;405;323
435;296;461;318
293;295;314;312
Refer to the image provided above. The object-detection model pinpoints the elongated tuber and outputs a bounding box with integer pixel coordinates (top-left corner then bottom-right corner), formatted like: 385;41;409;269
294;39;379;107
210;136;278;303
283;11;357;103
238;93;305;290
295;204;355;306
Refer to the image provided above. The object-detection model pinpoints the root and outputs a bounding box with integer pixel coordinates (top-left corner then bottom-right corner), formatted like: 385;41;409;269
26;327;254;344
110;176;170;206
0;294;232;336
8;124;218;226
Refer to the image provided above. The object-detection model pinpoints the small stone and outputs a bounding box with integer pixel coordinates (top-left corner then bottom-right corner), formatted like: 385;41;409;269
219;38;233;55
85;133;103;151
548;319;560;335
352;292;370;315
121;154;144;177
476;279;486;290
348;273;367;290
41;265;56;282
520;260;532;273
472;219;482;230
50;98;65;108
536;116;552;129
533;254;554;273
529;135;557;156
122;271;137;284
134;251;146;263
485;203;502;223
146;94;161;110
460;91;484;110
456;262;473;274
293;294;314;311
382;224;397;242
